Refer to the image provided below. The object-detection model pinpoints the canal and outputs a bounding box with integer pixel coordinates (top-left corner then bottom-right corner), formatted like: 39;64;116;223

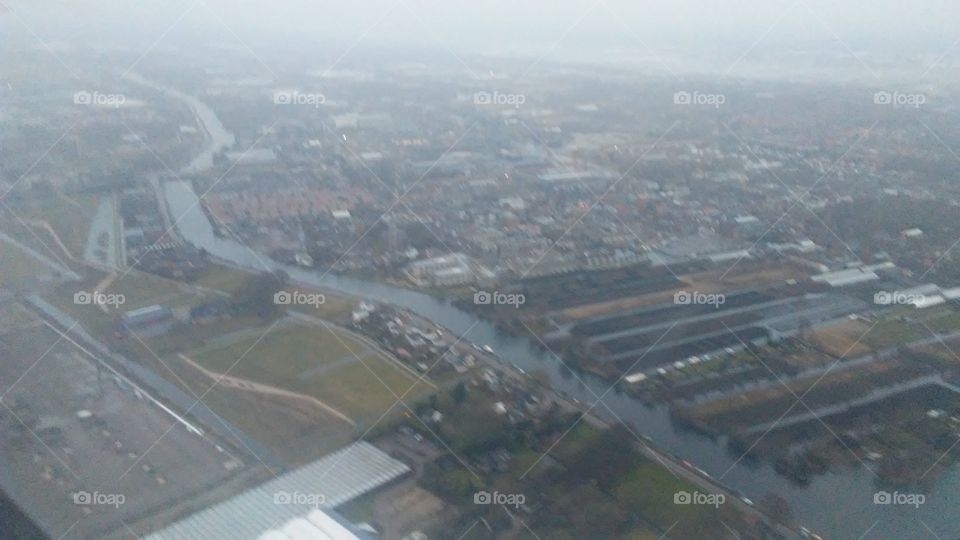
156;85;960;538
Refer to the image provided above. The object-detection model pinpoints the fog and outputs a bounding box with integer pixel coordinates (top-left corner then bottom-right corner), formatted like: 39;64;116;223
4;0;960;80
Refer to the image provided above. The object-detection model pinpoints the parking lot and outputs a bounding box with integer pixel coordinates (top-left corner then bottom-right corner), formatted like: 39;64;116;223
0;317;250;538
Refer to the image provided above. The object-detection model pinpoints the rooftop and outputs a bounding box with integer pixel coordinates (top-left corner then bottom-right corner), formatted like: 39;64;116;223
147;442;409;540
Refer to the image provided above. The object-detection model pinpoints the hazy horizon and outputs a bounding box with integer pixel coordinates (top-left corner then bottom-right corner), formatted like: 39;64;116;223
4;0;960;83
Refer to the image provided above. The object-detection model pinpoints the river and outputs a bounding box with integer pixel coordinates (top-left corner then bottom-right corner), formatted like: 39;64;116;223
159;86;960;539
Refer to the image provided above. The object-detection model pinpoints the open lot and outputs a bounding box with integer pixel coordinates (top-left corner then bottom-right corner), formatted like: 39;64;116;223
845;305;960;350
187;320;433;424
807;318;874;357
154;352;355;466
284;286;357;322
1;193;100;259
0;237;57;286
0;313;252;539
38;267;217;341
102;269;212;311
0;301;41;331
340;479;450;539
33;266;378;465
522;263;689;318
191;263;253;295
557;262;805;322
0;194;100;259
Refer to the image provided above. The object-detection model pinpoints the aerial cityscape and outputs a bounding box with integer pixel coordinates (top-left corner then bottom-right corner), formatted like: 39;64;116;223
3;1;960;539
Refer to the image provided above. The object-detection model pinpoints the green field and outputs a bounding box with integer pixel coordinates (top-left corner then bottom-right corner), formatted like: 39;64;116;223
426;416;750;539
157;351;355;464
37;268;216;340
190;322;431;422
864;305;960;348
285;289;357;322
192;321;368;373
193;264;358;322
192;263;252;295
103;269;207;310
541;424;750;538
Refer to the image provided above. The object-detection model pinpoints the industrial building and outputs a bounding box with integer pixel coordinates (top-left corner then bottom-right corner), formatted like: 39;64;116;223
405;253;494;287
147;442;410;539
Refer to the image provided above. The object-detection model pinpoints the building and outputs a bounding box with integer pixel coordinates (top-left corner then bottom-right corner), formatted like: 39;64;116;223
120;305;174;336
146;442;409;539
811;267;880;288
405;253;493;287
724;215;765;239
258;509;362;539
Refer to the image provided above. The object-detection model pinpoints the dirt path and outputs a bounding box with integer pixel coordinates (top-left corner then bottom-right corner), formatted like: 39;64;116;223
22;219;76;261
177;353;356;426
92;272;118;314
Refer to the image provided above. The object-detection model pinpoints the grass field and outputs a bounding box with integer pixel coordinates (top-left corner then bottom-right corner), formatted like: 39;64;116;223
190;321;432;422
558;264;804;321
38;267;215;339
285;288;357;322
103;269;206;310
192;263;252;295
920;306;960;333
0;219;77;273
613;462;724;535
0;238;54;284
192;321;368;373
1;193;99;259
193;263;359;322
863;305;960;349
157;352;355;465
0;303;38;331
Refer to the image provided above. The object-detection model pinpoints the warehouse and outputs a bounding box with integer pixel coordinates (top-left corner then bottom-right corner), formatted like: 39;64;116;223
147;442;410;539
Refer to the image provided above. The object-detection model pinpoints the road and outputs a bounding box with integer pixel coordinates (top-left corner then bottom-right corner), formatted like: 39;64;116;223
23;294;283;470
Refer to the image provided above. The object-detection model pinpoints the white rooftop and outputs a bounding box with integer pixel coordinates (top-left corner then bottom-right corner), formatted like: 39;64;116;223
811;268;879;287
147;442;409;540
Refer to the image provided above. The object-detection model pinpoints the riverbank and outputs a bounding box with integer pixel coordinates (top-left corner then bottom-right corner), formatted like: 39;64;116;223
151;84;960;538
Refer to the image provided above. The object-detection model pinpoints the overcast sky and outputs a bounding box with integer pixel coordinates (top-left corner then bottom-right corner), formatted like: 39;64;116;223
5;1;960;79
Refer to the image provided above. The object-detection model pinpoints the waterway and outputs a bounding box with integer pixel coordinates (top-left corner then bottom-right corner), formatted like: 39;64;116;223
159;85;960;539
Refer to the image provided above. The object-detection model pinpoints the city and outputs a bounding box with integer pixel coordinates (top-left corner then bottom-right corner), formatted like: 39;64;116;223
3;1;960;539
